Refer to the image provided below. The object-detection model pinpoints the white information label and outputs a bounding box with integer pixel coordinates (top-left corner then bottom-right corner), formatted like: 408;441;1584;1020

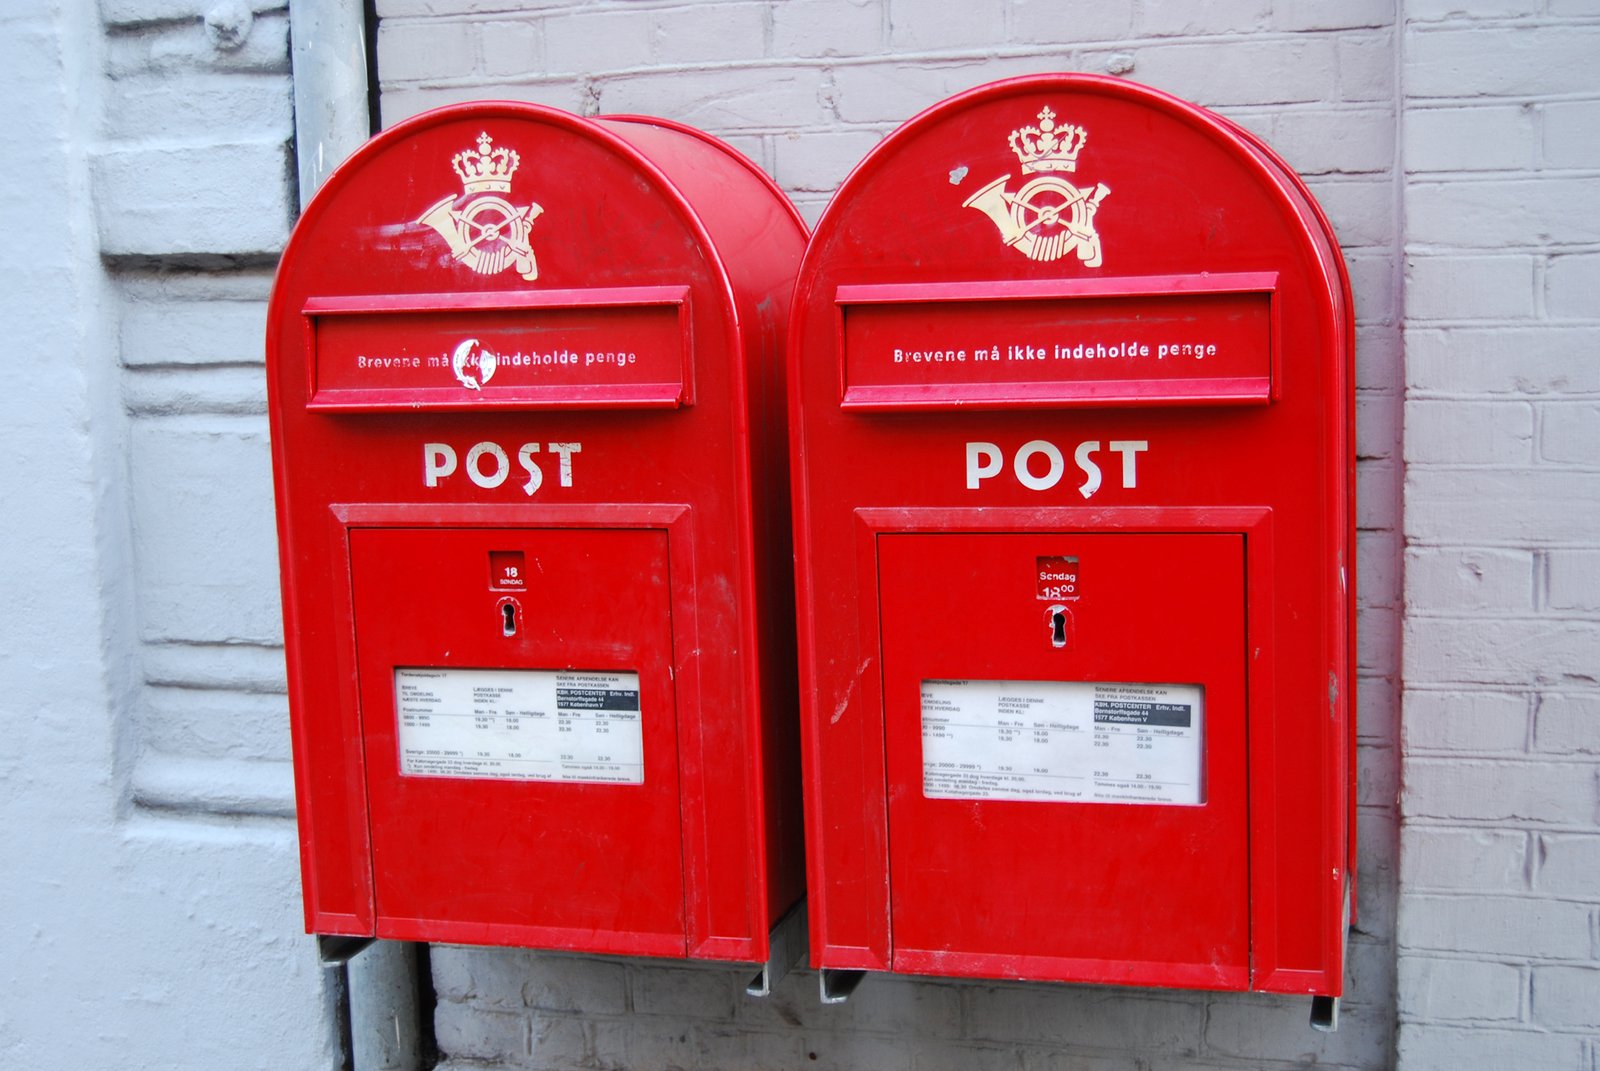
395;667;643;784
921;679;1203;805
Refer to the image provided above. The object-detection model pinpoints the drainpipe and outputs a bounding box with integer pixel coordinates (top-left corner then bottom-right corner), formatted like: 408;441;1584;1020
287;2;423;1068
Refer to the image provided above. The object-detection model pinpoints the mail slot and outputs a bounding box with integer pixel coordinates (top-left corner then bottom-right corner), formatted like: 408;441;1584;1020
266;102;806;965
788;75;1355;1005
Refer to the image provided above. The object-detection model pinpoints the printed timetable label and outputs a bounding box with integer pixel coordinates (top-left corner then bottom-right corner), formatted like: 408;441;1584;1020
920;679;1204;805
395;666;643;784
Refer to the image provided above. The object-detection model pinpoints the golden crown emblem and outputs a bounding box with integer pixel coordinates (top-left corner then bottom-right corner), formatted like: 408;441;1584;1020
452;132;520;194
1008;107;1088;174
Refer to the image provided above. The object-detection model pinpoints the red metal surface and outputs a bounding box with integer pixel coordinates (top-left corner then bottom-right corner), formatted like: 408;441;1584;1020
266;102;806;961
788;75;1354;996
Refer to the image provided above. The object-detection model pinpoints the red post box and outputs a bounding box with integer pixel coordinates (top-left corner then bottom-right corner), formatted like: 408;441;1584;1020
788;75;1355;1013
266;102;807;973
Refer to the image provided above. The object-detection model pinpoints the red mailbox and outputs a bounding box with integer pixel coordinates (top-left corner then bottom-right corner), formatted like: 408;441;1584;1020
266;103;807;968
788;75;1355;1008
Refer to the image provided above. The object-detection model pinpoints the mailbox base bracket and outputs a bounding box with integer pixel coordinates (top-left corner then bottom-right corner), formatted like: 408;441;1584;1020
317;935;375;965
1310;995;1340;1032
746;902;808;997
819;968;866;1005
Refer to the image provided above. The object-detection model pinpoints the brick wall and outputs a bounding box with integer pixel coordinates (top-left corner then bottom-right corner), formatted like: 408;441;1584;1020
0;0;338;1065
1396;2;1600;1067
376;3;1405;1068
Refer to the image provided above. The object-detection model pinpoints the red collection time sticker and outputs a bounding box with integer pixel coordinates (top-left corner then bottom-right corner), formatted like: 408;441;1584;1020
1036;555;1080;601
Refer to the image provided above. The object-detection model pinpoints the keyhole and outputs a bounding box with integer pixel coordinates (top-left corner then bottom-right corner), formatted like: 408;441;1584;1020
1047;605;1070;649
501;602;518;637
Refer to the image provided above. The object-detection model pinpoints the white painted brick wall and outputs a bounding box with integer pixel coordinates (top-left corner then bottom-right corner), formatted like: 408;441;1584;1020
1398;2;1600;1068
377;3;1405;1068
0;0;338;1065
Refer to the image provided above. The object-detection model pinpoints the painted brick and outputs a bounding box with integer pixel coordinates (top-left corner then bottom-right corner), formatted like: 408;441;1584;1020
1356;323;1402;392
140;685;291;760
1406;470;1600;545
1204;995;1392;1065
1359;459;1399;531
1340;31;1396;103
1406;0;1542;18
121;295;268;366
1406;255;1536;321
542;9;654;74
1359;528;1400;607
1360;743;1400;807
377;17;477;82
130;752;295;817
1306;178;1394;250
101;0;287;24
1405;617;1600;689
1542;405;1600;466
887;0;1006;51
773;127;884;191
1531;965;1600;1030
772;0;884;57
1405;547;1534;614
1408;176;1600;248
142;641;288;694
434;1003;528;1061
650;3;767;66
1546;253;1600;321
1357;392;1416;474
106;11;290;77
831;60;1004;124
603;65;834;130
92;140;293;257
631;965;742;1020
1401;826;1529;892
1406;25;1600;98
130;419;283;645
1274;0;1394;31
381;80;592;126
478;18;542;78
1270;108;1395;175
1360;604;1400;677
1399;894;1594;959
1135;0;1271;37
1548;549;1600;613
1009;0;1131;43
1349;250;1399;323
1404;400;1534;465
1403;689;1529;753
108;71;293;142
1535;693;1600;755
1538;833;1600;899
1405;326;1600;395
1543;100;1600;170
1133;38;1340;107
531;1015;630;1068
1403;103;1537;173
1398;956;1522;1022
375;0;552;16
963;986;1203;1052
1396;1025;1586;1070
1358;674;1399;744
1403;759;1598;824
909;1040;1026;1071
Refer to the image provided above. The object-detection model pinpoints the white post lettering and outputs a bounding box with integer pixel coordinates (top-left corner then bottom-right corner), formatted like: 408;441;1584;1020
965;442;1003;489
423;443;457;487
1015;440;1066;491
517;443;543;496
1074;441;1102;499
548;442;582;487
1109;440;1148;488
466;441;510;489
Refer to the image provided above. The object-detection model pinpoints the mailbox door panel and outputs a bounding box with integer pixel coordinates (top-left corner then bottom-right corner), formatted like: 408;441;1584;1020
878;531;1248;988
350;526;685;955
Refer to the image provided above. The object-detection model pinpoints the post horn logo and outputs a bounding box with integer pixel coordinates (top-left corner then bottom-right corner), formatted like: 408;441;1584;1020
418;133;544;282
963;106;1110;266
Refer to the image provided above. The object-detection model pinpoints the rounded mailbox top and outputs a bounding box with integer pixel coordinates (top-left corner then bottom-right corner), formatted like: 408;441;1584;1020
802;73;1347;308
